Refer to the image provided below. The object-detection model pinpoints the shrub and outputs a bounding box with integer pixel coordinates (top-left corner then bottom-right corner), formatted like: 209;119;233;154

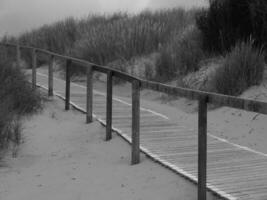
214;40;265;95
0;59;42;152
0;60;42;114
197;0;267;53
156;25;205;81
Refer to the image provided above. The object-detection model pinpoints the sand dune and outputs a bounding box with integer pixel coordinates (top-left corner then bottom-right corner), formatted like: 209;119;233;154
0;97;217;200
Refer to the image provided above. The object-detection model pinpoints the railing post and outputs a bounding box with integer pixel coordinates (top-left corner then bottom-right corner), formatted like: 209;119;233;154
86;65;93;123
106;71;113;141
65;59;71;110
16;43;21;68
48;55;54;96
132;80;140;165
32;48;37;89
198;95;208;200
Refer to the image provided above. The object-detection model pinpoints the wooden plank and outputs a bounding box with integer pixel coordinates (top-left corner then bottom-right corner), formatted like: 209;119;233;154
32;48;37;89
208;159;267;173
132;80;140;165
94;106;129;112
65;59;72;110
106;71;113;141
208;167;267;181
112;118;170;125
207;157;267;169
32;71;267;200
48;55;54;96
112;70;138;83
101;113;155;120
198;95;208;200
213;173;267;187
86;65;93;123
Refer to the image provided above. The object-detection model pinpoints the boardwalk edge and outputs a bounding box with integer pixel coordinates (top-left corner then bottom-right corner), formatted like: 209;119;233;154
36;82;236;200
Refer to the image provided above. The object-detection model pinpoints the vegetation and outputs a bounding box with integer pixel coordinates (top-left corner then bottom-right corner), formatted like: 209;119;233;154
0;59;42;153
12;9;200;81
2;4;266;97
156;25;205;81
196;0;267;53
214;40;265;95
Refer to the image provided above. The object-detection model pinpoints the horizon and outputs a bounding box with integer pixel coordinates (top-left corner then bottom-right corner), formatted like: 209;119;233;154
0;0;208;37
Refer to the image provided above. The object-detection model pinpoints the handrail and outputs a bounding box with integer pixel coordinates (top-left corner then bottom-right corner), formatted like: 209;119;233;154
2;42;140;82
141;80;267;114
2;42;267;200
2;42;267;114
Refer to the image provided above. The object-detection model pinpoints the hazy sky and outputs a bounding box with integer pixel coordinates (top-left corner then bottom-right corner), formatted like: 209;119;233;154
0;0;208;36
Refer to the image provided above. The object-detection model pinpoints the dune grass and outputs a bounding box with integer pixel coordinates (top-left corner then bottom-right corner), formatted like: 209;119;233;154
0;59;42;154
12;8;201;81
2;6;266;97
214;40;265;96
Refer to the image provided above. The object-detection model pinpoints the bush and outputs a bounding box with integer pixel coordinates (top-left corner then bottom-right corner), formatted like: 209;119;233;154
156;25;205;81
0;59;42;152
0;60;42;114
214;40;265;95
197;0;267;53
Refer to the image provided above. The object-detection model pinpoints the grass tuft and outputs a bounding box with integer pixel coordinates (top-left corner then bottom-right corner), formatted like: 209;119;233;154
156;25;205;81
214;39;265;96
0;59;42;154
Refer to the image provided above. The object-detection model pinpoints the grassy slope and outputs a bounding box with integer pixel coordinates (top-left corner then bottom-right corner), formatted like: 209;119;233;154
12;8;204;81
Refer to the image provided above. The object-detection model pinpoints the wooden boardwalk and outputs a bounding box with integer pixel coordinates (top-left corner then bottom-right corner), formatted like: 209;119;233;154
36;72;267;200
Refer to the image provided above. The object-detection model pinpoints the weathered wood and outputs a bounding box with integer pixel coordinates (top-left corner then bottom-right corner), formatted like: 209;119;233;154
86;65;93;123
48;55;54;96
112;70;138;83
34;71;267;200
65;59;72;110
32;48;37;89
106;71;113;141
132;80;140;165
16;44;21;68
141;80;267;115
5;42;267;115
198;95;208;200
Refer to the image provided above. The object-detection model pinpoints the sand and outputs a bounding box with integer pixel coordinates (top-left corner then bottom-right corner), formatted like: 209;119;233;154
37;63;267;152
0;97;218;200
73;74;267;155
80;69;267;155
15;65;267;200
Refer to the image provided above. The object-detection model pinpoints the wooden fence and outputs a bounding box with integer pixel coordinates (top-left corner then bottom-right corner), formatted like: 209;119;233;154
2;43;267;200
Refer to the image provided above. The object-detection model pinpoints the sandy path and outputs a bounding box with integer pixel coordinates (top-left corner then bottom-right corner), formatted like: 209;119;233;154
0;98;214;200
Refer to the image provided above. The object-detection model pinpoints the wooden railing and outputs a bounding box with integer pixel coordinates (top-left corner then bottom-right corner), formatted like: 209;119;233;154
2;42;267;200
